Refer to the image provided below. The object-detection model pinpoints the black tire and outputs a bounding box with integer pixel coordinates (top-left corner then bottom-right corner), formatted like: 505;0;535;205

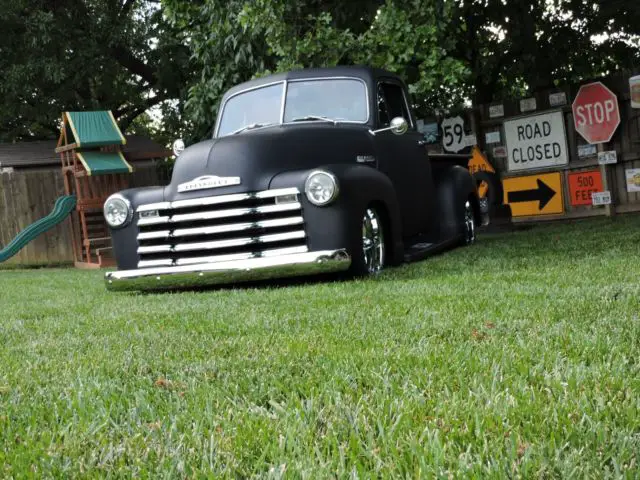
349;205;386;276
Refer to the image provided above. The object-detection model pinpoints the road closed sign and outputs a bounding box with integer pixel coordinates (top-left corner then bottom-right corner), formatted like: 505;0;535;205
504;111;569;172
503;172;564;217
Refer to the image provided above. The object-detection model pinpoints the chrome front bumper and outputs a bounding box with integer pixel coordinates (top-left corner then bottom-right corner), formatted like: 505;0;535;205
105;249;351;291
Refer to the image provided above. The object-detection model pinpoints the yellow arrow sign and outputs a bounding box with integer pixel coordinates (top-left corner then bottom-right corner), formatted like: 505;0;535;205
502;172;564;217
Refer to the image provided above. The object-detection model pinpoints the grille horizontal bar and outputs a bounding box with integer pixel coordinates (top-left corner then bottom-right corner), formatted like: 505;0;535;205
137;230;306;254
138;203;301;226
138;245;309;268
176;246;310;266
137;230;172;241
136;187;299;212
136;216;304;241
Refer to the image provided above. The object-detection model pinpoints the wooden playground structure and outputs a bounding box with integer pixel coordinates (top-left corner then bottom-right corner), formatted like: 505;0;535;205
55;111;156;268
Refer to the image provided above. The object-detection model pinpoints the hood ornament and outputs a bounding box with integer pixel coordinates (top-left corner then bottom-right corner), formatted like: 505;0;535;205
178;175;241;193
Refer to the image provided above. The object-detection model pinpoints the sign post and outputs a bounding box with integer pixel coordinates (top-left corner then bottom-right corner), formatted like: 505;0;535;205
572;82;620;217
598;146;615;217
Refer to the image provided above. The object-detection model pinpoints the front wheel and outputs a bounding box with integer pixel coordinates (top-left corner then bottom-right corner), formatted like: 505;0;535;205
462;200;476;245
350;206;385;275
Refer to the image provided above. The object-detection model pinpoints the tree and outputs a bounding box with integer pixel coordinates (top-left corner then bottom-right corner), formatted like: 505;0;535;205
163;0;470;136
169;0;639;137
163;0;278;142
0;0;192;142
451;0;640;104
4;0;637;143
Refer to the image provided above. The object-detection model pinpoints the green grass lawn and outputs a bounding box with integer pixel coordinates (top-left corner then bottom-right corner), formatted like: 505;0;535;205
1;216;639;478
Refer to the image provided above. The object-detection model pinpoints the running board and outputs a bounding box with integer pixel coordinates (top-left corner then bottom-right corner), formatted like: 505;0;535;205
403;238;460;263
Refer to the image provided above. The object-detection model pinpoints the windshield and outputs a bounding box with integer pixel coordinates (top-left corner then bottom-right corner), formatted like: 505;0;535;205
217;83;284;137
216;78;368;137
283;79;368;123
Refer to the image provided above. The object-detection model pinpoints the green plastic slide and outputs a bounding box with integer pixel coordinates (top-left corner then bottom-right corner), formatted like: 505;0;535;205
0;195;77;263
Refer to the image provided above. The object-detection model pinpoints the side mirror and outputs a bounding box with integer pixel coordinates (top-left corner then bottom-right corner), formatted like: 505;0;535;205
369;117;409;136
172;139;185;157
390;117;408;135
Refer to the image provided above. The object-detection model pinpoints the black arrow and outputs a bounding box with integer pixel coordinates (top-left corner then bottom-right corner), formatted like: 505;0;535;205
507;179;557;210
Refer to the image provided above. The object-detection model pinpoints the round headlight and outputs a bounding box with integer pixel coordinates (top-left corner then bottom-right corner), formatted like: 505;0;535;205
172;139;185;157
103;194;132;228
304;170;339;206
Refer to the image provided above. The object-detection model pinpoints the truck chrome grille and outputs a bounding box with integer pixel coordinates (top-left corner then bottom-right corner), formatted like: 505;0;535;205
135;188;307;268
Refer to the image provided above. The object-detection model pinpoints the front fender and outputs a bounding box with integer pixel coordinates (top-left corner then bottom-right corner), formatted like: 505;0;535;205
270;164;404;265
109;186;165;270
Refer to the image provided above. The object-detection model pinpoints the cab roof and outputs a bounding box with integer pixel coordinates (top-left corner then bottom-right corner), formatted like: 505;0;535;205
221;66;401;100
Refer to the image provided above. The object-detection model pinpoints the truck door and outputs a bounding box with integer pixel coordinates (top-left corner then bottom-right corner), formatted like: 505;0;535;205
374;80;435;238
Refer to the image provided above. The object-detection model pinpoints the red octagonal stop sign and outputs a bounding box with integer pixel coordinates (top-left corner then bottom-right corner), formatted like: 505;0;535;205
572;82;620;144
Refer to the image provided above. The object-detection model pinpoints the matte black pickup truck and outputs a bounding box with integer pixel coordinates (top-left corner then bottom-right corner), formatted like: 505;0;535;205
103;66;479;290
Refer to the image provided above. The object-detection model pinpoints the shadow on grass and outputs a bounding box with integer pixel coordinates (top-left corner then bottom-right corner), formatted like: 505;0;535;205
122;272;352;296
0;261;74;271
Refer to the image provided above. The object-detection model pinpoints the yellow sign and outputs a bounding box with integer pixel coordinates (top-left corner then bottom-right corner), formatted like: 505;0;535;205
502;172;564;217
468;146;495;198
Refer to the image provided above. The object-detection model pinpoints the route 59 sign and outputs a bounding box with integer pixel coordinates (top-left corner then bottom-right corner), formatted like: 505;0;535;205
442;116;465;152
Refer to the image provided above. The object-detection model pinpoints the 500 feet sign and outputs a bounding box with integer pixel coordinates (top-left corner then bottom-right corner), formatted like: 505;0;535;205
504;111;569;172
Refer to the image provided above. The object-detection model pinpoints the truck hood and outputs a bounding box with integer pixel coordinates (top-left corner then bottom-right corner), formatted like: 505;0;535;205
165;124;374;200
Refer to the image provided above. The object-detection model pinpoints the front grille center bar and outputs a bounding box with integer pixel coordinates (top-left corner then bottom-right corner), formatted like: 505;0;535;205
138;202;301;226
137;216;304;241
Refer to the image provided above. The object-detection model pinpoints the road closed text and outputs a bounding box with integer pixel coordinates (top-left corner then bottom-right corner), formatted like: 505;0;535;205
512;121;562;163
504;111;569;172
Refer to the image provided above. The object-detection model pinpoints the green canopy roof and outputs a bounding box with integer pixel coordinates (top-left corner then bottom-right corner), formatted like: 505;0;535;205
65;111;126;148
76;151;133;176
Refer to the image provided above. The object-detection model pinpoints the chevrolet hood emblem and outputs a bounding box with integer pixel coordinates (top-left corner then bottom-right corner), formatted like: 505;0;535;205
177;175;241;193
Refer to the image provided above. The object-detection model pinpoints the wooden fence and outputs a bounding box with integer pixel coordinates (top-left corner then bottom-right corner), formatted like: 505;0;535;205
0;165;163;265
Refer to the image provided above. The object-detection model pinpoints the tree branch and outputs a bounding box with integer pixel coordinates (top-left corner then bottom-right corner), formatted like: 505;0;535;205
116;94;167;131
110;45;157;86
119;0;137;20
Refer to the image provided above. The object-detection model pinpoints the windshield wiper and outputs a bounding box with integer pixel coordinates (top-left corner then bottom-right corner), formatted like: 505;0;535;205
289;115;340;125
231;122;273;135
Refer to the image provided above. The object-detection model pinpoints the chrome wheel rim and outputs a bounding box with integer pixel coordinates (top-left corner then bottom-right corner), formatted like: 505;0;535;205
464;201;476;244
362;208;384;273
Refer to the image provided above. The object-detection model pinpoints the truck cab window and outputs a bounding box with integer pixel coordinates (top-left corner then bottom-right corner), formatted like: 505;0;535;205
379;83;411;127
378;85;391;127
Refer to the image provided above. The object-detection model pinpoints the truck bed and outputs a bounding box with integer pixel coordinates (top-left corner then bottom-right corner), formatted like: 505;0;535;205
427;153;471;168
